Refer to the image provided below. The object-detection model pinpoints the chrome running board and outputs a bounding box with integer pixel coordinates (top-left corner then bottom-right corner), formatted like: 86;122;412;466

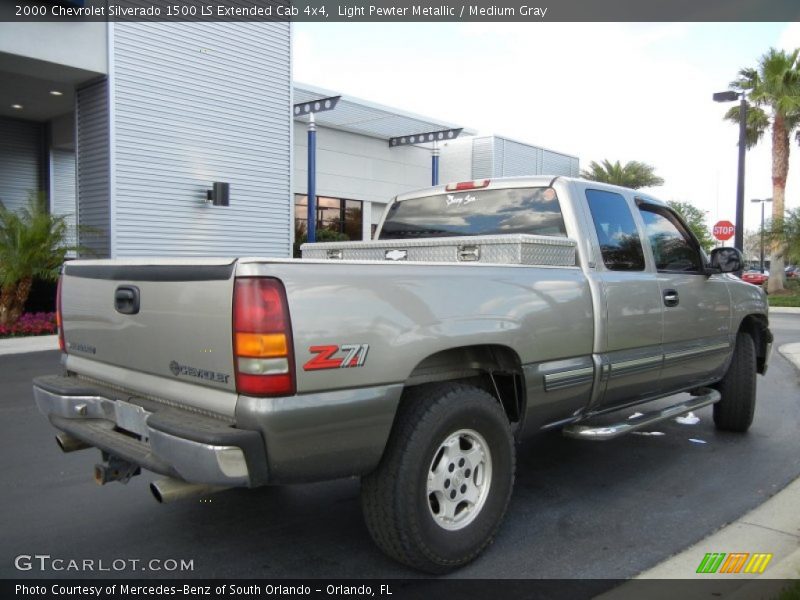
562;387;721;441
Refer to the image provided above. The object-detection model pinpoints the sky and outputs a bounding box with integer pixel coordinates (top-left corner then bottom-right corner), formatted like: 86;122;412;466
293;21;800;235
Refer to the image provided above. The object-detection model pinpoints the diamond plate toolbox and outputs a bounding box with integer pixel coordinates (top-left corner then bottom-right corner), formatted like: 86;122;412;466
301;234;576;267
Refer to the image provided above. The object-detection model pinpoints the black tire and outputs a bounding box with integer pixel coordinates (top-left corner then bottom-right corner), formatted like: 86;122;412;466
713;331;757;432
361;382;515;573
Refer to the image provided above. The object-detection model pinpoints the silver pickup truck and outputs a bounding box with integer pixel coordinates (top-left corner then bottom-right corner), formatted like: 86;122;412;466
34;176;771;573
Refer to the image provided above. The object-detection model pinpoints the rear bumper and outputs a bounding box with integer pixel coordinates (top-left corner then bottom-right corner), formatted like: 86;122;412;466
34;374;405;486
33;375;267;487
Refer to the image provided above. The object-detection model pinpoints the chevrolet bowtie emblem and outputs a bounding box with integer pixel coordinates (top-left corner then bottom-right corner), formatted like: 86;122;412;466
385;249;408;261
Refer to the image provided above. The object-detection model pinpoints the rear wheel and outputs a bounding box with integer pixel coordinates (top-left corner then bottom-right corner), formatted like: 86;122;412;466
713;331;757;432
361;382;515;573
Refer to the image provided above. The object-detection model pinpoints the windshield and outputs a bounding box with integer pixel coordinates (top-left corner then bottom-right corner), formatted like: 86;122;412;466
378;187;567;240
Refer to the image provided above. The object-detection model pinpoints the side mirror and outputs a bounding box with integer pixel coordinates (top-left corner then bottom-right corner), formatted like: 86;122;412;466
709;247;743;273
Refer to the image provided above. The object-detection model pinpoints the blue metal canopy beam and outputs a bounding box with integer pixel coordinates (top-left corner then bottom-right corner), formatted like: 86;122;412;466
293;95;341;243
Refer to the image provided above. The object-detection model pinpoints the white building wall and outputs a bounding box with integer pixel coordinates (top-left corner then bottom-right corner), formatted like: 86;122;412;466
0;23;107;75
293;122;431;206
438;138;472;186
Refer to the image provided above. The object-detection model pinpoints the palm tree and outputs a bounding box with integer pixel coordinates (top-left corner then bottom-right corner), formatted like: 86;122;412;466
0;194;73;325
725;47;800;294
580;159;664;189
667;200;715;252
769;208;800;268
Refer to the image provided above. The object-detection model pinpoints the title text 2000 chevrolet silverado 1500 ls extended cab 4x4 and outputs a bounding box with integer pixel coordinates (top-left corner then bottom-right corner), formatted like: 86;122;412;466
33;176;771;573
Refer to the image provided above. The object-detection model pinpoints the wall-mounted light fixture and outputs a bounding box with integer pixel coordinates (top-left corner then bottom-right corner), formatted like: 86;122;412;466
206;182;230;206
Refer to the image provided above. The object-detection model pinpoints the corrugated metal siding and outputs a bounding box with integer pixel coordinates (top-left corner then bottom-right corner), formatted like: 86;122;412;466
471;136;494;179
51;149;77;251
0;117;41;212
541;150;577;177
495;137;544;177
111;22;291;257
493;137;505;176
464;135;579;179
569;156;580;176
76;79;111;258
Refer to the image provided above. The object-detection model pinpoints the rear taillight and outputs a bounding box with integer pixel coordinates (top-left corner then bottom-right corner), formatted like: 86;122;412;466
233;278;295;396
445;179;490;191
56;275;65;353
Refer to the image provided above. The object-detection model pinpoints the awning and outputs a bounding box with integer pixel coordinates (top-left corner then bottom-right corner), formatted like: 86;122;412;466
293;82;476;142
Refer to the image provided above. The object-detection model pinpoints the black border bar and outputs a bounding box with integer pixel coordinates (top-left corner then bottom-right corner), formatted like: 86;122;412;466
3;0;800;22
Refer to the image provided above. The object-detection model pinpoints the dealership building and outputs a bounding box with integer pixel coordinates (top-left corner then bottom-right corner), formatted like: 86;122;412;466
0;22;579;258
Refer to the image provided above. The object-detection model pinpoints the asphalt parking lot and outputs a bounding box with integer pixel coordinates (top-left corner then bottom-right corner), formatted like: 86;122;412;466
2;314;799;582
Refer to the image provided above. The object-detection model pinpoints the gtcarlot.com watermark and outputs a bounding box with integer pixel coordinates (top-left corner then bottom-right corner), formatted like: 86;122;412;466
14;554;194;573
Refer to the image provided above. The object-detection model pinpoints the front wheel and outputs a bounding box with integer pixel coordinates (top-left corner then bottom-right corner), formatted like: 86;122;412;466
713;331;757;432
361;382;515;573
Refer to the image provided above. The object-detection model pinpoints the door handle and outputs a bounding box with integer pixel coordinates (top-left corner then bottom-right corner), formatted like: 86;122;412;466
115;286;140;315
663;289;679;307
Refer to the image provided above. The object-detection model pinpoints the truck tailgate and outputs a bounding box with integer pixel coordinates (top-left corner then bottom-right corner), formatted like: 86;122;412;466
60;259;238;416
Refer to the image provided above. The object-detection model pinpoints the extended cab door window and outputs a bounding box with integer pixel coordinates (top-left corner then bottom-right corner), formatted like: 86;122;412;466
585;189;645;271
637;206;704;273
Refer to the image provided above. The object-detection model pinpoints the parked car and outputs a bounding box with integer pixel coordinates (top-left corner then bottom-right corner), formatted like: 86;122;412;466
785;265;799;279
33;177;772;573
741;270;769;285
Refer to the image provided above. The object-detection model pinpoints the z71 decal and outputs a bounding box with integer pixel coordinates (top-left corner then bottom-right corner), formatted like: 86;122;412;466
303;344;370;371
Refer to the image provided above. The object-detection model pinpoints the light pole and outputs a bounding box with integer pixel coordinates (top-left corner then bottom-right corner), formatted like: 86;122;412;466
713;90;747;253
751;197;772;273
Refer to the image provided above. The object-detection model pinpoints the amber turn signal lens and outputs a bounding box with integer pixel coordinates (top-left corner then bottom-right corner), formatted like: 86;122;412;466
235;332;288;358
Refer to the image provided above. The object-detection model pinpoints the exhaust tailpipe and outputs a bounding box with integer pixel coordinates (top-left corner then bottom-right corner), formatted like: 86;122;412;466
150;478;228;504
56;433;91;453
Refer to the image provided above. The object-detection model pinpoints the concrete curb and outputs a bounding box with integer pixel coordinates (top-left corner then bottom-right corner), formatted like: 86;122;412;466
769;306;800;314
597;342;800;599
780;343;800;369
596;481;800;599
0;335;58;356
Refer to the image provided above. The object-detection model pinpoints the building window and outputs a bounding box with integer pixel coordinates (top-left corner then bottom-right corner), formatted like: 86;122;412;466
295;194;363;243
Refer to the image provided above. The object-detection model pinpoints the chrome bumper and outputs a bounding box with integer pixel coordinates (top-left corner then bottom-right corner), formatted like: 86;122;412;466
33;381;257;487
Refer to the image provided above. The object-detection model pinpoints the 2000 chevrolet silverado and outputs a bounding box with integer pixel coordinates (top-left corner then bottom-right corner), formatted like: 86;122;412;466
34;176;771;573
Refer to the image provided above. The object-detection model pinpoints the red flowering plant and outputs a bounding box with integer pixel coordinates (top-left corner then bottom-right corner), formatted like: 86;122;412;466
0;312;57;338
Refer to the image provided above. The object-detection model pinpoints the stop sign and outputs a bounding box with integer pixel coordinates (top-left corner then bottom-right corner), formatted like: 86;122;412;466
713;220;735;241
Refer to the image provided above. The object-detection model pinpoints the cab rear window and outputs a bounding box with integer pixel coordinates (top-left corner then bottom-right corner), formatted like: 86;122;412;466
378;187;567;240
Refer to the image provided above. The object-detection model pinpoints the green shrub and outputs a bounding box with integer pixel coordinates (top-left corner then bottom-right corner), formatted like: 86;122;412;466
0;194;75;326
